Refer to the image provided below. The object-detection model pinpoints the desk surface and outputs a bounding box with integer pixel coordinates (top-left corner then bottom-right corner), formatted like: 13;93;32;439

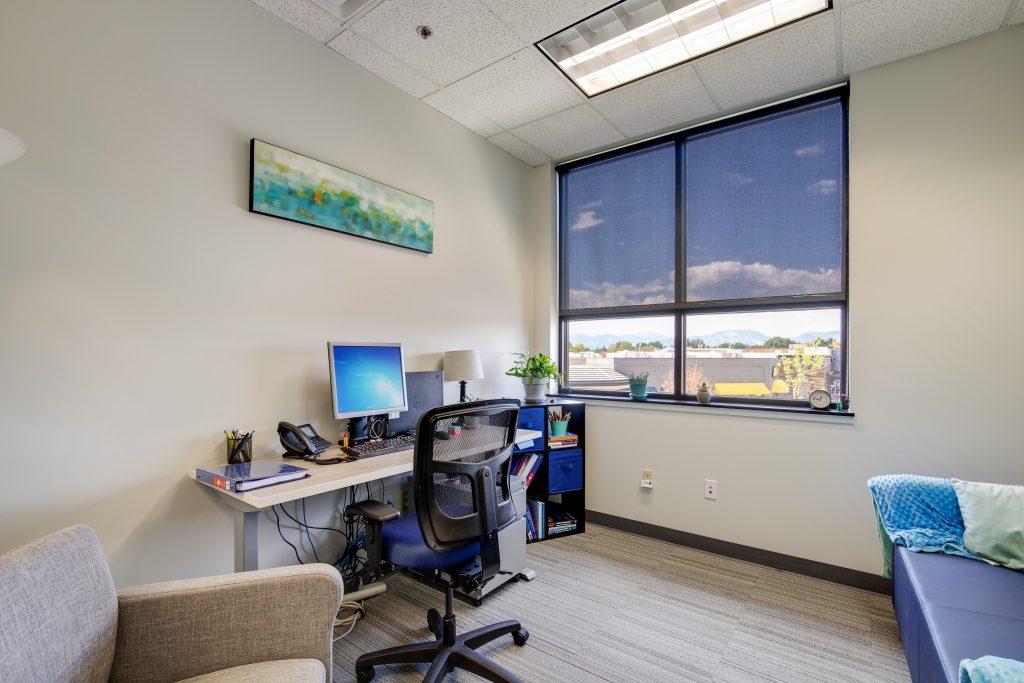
191;427;542;511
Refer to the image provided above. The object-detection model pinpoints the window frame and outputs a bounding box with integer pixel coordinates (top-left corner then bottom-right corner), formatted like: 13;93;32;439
556;88;849;408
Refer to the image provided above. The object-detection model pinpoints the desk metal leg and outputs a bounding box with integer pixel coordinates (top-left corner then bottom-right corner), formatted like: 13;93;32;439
234;510;259;572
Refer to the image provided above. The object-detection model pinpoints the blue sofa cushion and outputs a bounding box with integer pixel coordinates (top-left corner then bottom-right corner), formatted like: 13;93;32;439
894;546;1024;682
381;512;479;571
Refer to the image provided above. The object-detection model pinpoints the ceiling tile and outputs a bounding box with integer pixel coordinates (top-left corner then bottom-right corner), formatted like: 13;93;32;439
590;65;718;138
250;0;343;42
423;89;503;138
695;13;837;112
328;31;438;98
488;132;550;166
349;0;523;86
440;48;584;130
512;104;625;161
1012;0;1024;24
841;0;1008;73
476;0;613;43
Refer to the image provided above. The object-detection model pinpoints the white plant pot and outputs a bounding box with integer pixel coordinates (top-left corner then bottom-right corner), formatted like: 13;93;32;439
522;377;548;403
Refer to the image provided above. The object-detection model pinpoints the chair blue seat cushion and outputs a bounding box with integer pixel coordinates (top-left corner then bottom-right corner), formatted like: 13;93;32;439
893;546;1024;682
381;512;479;571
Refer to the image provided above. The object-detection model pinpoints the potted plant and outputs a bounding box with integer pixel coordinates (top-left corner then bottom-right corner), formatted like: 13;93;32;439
697;382;712;405
628;371;650;400
506;352;563;403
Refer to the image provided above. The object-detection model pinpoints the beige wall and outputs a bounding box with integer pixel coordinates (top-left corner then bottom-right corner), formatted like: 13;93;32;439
534;25;1024;574
1;1;1021;587
0;0;535;586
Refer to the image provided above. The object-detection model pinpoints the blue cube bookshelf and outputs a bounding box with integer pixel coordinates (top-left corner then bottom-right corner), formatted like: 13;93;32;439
514;399;585;543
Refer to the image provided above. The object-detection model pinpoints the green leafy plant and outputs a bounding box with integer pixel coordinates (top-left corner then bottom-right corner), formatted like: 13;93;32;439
698;382;711;393
506;353;563;384
629;370;650;382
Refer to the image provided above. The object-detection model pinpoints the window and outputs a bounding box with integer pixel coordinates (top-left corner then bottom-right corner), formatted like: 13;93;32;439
565;316;676;393
557;90;847;408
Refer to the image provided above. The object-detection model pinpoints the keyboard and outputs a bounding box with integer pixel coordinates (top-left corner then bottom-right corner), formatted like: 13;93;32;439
342;433;416;459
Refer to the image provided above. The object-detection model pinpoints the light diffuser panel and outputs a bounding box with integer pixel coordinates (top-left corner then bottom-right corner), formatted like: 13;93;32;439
537;0;830;96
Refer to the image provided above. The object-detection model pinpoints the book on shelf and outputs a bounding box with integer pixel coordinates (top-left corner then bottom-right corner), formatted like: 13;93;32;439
547;523;577;536
522;454;543;487
527;499;545;540
524;505;537;541
547;433;578;448
549;511;576;526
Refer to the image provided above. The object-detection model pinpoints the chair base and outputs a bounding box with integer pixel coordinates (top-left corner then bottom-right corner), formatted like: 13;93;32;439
355;586;528;683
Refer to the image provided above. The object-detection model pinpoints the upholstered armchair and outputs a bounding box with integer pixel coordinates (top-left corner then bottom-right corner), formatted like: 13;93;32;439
0;525;343;682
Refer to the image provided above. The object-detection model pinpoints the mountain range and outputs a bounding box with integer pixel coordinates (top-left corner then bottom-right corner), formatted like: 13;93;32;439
569;329;840;348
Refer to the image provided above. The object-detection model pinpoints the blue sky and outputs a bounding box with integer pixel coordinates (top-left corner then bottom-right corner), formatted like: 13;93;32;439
564;98;844;308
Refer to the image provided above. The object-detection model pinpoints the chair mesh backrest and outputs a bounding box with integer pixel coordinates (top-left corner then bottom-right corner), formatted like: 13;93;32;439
414;400;520;551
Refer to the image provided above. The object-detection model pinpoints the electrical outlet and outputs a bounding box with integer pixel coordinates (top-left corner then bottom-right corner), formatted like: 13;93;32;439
704;479;718;500
640;469;654;489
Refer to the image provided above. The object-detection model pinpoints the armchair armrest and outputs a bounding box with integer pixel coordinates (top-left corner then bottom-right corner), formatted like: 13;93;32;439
110;564;342;683
345;499;400;523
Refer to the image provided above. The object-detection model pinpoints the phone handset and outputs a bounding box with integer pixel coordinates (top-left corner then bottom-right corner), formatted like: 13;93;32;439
278;421;316;458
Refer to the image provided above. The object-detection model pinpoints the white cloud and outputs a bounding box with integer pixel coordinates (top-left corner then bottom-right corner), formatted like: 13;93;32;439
569;277;673;309
725;172;754;186
808;178;838;195
686;261;840;301
570;210;604;231
794;143;824;157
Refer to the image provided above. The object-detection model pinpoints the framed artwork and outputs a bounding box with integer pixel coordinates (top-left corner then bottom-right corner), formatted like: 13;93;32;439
249;139;434;253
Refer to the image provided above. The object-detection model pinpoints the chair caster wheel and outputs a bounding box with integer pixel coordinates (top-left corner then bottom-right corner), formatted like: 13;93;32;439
356;665;375;682
427;608;442;638
512;628;529;646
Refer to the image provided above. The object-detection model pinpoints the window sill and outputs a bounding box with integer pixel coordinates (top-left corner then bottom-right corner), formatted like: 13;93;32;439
550;393;855;424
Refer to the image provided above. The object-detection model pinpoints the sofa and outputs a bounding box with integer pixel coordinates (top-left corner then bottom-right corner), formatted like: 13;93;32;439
0;525;343;682
893;545;1024;682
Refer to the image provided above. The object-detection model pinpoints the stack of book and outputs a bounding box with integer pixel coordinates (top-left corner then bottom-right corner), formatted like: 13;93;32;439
547;432;578;449
547;511;577;536
511;452;544;488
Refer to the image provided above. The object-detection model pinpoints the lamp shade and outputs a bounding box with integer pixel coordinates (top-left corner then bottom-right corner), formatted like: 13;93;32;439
443;350;483;382
0;128;27;167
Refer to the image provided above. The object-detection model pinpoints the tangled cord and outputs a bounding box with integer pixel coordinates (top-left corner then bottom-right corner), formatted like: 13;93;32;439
333;599;366;641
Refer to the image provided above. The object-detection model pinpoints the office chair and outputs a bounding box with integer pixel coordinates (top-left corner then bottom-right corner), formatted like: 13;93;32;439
345;399;529;683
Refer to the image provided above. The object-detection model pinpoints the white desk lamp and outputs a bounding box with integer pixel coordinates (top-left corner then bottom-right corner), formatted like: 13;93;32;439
443;350;483;402
0;128;27;167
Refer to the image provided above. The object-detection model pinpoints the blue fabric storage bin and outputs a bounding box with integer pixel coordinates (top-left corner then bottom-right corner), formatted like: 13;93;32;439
514;407;546;453
548;448;583;493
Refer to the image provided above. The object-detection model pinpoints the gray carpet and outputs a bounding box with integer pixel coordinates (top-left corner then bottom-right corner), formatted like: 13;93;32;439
333;524;909;682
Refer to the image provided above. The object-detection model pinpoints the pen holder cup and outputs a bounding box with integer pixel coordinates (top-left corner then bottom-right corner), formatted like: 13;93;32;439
550;420;569;437
227;437;252;464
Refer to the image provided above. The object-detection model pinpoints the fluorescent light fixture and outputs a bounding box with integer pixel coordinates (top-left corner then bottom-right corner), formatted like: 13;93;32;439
307;0;383;22
537;0;830;97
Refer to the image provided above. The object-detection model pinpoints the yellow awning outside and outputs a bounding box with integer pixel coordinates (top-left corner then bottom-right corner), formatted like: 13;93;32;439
770;379;790;395
712;382;771;396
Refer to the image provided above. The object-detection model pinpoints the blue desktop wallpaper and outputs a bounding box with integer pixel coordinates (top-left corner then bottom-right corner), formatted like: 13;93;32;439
332;345;406;415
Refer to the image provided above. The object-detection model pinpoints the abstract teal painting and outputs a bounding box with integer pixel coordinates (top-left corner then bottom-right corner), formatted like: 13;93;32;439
249;139;433;253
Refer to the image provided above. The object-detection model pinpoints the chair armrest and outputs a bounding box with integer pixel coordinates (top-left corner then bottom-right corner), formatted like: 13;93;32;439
345;499;400;523
110;564;342;682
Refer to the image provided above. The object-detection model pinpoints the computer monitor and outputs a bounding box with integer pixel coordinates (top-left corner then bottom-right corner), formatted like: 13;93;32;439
328;342;408;420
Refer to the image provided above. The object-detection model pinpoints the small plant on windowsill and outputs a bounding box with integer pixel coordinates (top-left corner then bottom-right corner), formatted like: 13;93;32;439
506;353;563;404
697;382;712;405
628;371;650;401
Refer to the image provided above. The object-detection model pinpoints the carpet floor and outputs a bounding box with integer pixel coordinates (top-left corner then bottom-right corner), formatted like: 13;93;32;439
332;524;909;682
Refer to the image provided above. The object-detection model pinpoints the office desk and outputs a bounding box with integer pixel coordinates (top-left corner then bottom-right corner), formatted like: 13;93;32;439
191;428;542;571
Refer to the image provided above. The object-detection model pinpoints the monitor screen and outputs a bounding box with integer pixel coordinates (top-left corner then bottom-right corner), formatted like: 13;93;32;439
328;343;408;419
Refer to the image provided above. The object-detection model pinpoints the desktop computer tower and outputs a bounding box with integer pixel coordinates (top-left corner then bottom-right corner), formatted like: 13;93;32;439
387;371;443;437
